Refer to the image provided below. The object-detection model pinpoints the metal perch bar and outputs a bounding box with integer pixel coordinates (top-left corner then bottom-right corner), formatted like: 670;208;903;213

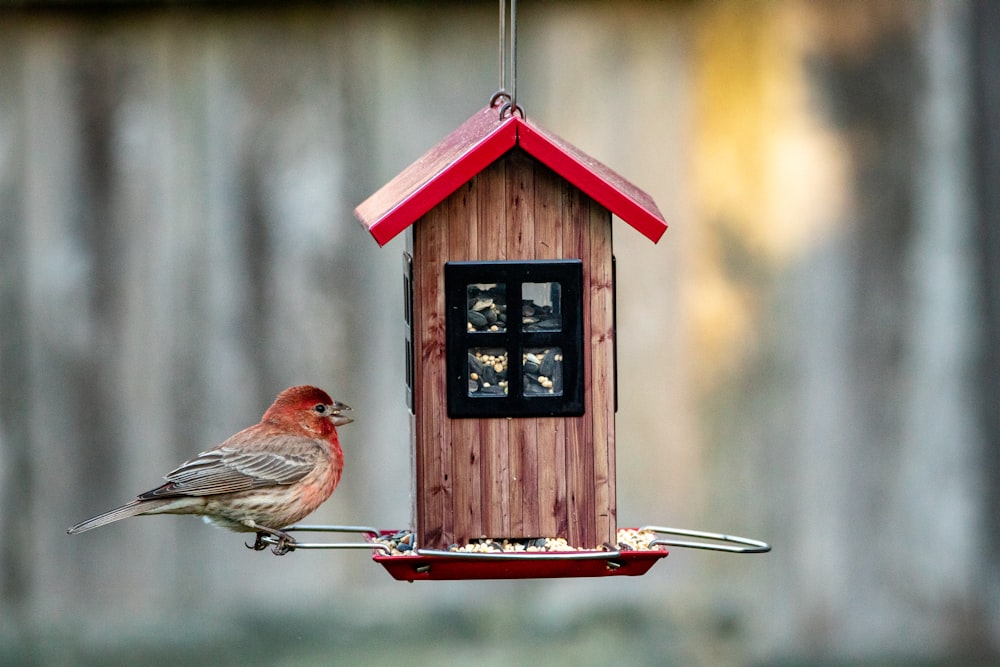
641;526;771;554
258;524;391;554
279;524;380;536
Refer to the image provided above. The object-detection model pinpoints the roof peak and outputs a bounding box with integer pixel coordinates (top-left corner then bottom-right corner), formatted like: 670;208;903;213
355;105;667;246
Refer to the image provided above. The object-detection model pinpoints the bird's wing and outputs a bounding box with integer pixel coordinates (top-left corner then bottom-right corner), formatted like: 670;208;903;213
137;437;317;499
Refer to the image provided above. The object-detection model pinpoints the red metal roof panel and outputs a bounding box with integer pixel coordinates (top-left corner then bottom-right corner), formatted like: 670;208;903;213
355;106;519;247
515;120;667;243
354;105;667;245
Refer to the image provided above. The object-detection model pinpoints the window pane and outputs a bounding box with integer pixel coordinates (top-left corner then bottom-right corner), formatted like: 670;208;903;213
521;282;562;332
469;348;509;396
446;260;583;418
522;347;563;396
466;283;506;332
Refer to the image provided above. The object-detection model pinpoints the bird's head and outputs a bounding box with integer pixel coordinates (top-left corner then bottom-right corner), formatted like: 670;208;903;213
265;385;353;435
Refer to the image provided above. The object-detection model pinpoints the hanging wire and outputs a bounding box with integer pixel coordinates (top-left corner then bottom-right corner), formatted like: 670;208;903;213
509;0;518;114
490;0;523;118
497;0;506;95
490;0;510;109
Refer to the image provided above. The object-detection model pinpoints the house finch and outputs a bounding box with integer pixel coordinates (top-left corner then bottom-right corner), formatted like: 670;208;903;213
67;385;352;555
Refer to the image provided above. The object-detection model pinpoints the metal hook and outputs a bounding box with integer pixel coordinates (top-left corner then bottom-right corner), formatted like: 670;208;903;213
490;90;511;108
498;102;525;120
641;526;771;554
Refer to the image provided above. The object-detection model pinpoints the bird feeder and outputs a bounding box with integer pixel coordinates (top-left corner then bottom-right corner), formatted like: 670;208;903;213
266;102;769;579
308;102;769;581
357;104;663;551
273;4;768;578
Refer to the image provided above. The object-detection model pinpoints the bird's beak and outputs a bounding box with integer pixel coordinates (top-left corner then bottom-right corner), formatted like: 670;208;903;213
329;401;353;426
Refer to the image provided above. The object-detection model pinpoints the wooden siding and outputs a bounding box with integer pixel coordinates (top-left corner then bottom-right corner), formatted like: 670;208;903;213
411;149;616;549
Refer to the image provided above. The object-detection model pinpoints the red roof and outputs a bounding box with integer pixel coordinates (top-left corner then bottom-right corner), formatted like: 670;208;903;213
354;105;667;246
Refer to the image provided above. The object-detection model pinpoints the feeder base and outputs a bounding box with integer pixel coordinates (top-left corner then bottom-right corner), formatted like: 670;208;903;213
257;524;766;581
367;530;669;581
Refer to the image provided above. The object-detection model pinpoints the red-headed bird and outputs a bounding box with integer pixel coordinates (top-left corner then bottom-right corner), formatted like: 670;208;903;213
67;385;352;554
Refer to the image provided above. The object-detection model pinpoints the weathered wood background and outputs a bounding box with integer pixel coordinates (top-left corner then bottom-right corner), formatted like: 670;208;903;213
1;0;998;663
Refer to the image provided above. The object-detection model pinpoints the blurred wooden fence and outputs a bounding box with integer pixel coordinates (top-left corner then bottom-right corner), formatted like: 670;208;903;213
0;1;997;662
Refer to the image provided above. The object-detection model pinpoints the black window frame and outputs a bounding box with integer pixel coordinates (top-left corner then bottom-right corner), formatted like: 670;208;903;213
445;259;585;418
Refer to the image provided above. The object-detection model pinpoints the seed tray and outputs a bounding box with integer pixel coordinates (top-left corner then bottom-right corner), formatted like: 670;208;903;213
368;529;669;581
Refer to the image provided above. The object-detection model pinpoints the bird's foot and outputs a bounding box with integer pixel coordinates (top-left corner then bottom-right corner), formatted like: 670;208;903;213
244;527;298;555
270;533;298;556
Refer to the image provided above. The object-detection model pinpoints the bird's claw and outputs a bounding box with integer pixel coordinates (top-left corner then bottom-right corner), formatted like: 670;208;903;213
271;536;297;556
246;532;269;551
244;530;297;555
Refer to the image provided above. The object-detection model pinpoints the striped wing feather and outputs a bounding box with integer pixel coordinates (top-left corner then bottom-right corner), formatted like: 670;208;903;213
138;437;318;499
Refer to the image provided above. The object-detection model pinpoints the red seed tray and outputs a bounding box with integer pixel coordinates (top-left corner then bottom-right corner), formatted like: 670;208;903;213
368;531;669;581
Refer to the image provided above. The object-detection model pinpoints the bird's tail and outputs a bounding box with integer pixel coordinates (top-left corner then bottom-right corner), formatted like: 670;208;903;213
67;498;173;535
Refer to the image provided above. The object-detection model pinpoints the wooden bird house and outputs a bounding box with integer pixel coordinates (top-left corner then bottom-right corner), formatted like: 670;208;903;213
355;105;667;553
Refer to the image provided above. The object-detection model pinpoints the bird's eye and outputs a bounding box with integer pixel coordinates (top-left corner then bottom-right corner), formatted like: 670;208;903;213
314;404;327;414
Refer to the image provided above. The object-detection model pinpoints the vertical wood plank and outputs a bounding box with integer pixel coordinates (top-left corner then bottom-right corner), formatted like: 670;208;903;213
507;150;536;537
532;160;567;537
589;199;616;547
506;150;537;257
563;186;596;548
510;418;533;536
477;157;509;537
535;415;567;537
446;181;480;545
414;210;449;549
